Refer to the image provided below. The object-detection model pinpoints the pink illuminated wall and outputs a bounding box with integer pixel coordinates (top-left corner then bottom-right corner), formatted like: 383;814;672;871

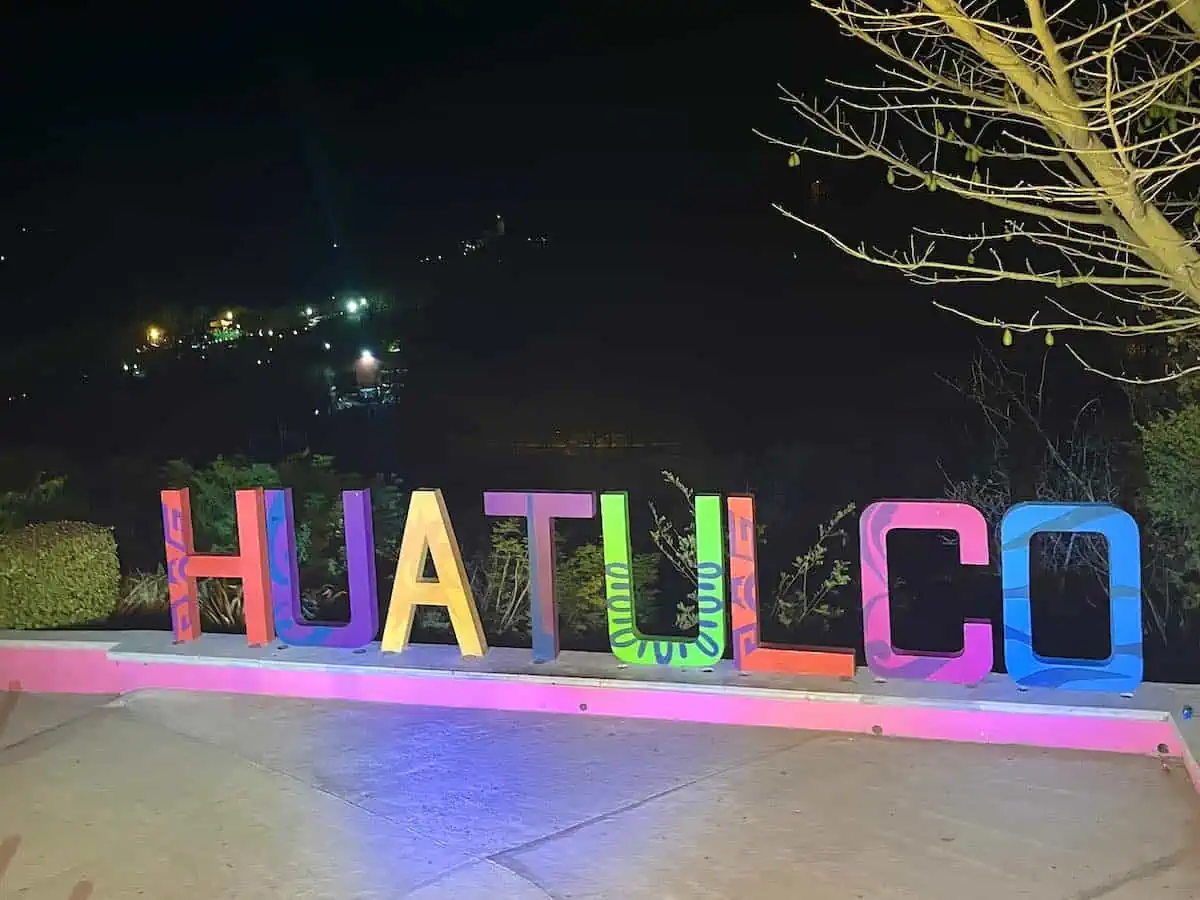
0;643;1186;780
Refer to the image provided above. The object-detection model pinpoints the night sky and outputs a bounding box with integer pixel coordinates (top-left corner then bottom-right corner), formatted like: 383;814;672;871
1;3;976;386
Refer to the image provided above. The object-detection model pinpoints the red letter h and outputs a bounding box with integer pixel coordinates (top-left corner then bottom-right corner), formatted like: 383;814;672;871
160;488;274;646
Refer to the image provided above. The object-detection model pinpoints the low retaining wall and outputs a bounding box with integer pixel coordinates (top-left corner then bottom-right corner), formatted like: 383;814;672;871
2;631;1197;795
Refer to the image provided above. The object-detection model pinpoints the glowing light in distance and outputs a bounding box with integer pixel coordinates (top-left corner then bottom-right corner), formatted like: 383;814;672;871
360;350;374;362
346;300;359;313
323;342;331;350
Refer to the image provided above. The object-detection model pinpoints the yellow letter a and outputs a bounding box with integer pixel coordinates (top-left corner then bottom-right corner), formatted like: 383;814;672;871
381;489;487;657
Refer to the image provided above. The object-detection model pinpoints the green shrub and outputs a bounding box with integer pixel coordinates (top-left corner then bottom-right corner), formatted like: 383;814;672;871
163;452;407;582
1139;402;1200;636
0;522;121;628
116;567;171;618
437;521;663;642
557;541;661;637
0;473;71;533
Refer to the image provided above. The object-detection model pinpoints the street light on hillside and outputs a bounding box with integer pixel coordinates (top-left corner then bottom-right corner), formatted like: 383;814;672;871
355;350;379;387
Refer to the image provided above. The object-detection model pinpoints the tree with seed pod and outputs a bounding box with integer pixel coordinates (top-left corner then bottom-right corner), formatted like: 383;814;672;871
760;0;1200;384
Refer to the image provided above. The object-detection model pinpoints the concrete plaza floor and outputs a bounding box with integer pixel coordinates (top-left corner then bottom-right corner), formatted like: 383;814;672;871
0;689;1197;899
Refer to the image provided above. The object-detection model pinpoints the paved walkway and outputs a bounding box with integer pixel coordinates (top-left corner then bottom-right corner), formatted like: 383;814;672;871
0;689;1197;899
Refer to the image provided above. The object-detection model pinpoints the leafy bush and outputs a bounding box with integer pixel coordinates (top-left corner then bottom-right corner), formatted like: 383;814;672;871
117;567;170;617
446;520;660;641
1139;402;1200;642
0;474;71;534
649;469;854;633
162;452;406;589
117;568;343;631
556;541;660;636
1141;403;1200;546
162;456;282;555
197;580;245;629
123;451;407;633
467;518;533;637
0;522;121;628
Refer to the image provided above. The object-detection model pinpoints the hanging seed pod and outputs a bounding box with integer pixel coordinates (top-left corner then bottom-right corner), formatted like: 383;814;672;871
1002;328;1014;347
1045;332;1055;347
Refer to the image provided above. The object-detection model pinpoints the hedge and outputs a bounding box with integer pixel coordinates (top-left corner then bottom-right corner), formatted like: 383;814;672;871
0;522;121;629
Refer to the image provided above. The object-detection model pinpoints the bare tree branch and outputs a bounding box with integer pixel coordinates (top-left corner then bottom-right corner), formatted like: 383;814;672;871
766;0;1200;382
939;347;1121;597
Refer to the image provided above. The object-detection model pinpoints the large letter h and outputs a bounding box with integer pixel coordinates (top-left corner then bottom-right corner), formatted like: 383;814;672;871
160;488;274;646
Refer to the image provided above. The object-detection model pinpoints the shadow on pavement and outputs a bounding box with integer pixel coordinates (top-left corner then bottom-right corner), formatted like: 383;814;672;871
0;680;95;899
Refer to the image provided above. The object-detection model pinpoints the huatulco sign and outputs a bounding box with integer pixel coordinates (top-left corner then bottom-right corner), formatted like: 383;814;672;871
160;487;1143;695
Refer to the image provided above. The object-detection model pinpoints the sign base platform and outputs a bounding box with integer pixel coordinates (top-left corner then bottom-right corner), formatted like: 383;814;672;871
2;630;1197;794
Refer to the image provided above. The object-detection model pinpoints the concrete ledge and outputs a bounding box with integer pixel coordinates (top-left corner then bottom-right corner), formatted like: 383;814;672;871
1;630;1197;793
